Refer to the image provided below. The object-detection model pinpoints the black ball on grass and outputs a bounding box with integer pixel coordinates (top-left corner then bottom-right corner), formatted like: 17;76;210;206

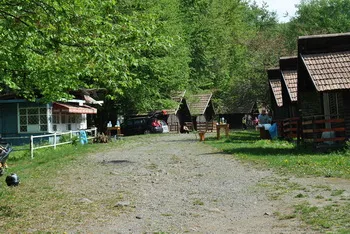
6;173;20;186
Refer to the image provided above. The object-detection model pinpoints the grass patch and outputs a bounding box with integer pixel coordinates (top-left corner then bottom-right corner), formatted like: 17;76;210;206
193;199;204;206
294;202;350;232
0;140;124;232
331;189;345;197
205;130;350;179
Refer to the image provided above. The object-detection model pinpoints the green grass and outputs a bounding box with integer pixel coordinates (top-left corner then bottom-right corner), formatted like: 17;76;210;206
295;202;350;232
0;140;124;231
206;130;350;179
193;199;204;206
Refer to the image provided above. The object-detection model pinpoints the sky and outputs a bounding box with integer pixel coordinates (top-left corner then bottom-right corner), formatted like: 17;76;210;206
254;0;301;22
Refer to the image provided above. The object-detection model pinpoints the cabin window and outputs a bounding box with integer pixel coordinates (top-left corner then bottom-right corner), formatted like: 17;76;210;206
18;107;48;133
329;93;342;117
324;93;343;118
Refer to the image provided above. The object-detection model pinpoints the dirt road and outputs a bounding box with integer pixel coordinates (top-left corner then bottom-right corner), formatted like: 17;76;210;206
50;133;332;233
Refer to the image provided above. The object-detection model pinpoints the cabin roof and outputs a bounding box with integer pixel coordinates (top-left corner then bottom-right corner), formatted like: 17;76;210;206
269;79;283;107
281;70;298;102
163;90;187;115
301;51;350;92
187;93;213;115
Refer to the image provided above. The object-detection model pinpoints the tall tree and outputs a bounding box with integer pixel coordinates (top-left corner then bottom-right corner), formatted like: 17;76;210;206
283;0;350;52
0;0;190;113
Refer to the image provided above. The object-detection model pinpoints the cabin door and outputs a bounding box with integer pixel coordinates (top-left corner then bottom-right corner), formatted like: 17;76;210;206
323;93;342;129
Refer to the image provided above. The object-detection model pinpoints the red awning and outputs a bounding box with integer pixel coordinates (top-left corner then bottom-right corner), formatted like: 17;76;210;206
53;102;97;114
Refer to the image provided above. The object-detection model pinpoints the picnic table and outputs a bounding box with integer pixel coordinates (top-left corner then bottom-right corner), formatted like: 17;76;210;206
216;124;229;139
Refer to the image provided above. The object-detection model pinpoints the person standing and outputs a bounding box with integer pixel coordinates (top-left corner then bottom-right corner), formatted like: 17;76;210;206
242;115;247;130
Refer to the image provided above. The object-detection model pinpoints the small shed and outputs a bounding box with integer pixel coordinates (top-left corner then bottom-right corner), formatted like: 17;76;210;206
164;91;191;132
298;32;350;140
280;56;298;118
187;93;215;130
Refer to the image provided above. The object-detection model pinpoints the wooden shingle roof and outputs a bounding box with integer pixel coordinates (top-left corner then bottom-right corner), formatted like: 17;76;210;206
267;68;283;107
281;70;298;102
164;90;187;115
188;93;213;115
269;79;283;107
280;56;298;103
301;51;350;92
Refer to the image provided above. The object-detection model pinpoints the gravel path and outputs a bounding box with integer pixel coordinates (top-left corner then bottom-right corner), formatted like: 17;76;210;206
56;133;316;233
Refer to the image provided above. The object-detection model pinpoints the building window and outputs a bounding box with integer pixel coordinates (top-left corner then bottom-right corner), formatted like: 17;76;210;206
52;113;60;124
19;107;48;133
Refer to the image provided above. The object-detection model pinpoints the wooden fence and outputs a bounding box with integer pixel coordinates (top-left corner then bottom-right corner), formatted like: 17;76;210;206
277;115;347;146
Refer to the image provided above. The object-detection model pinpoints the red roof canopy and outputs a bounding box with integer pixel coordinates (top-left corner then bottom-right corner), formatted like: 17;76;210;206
53;102;97;114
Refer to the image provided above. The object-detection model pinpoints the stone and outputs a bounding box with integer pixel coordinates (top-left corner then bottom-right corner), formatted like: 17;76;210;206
115;201;130;207
78;198;93;204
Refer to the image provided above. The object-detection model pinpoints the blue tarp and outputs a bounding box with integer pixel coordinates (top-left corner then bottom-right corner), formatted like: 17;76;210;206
79;130;88;145
268;123;278;139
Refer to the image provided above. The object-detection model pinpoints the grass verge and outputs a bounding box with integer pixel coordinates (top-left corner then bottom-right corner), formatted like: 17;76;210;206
0;139;126;231
205;130;350;179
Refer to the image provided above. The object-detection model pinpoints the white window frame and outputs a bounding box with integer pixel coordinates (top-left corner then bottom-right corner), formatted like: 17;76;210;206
17;104;49;133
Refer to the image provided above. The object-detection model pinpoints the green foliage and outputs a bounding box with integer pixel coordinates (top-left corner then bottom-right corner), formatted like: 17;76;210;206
0;0;190;111
59;134;79;145
283;0;350;52
3;0;349;116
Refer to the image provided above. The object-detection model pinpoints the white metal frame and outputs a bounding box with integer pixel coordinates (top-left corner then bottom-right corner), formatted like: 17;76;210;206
30;127;97;158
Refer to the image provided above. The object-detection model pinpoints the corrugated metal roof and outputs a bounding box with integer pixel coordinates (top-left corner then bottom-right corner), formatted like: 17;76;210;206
302;51;350;92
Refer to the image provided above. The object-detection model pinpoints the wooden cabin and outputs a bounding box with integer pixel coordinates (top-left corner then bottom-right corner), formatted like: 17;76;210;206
298;32;350;143
220;101;259;129
277;56;299;138
267;68;288;120
164;91;192;133
187;93;216;131
280;56;298;117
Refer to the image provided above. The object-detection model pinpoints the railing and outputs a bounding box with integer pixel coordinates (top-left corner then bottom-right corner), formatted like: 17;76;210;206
168;122;179;132
301;115;346;145
276;115;346;147
282;117;300;139
30;128;97;158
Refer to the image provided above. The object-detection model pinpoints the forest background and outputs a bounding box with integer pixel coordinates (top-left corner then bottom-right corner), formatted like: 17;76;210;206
1;0;350;117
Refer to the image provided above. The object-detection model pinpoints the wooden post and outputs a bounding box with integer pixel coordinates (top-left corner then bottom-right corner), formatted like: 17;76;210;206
225;124;230;137
297;112;302;146
312;116;317;144
216;125;220;139
30;135;34;159
54;132;57;149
